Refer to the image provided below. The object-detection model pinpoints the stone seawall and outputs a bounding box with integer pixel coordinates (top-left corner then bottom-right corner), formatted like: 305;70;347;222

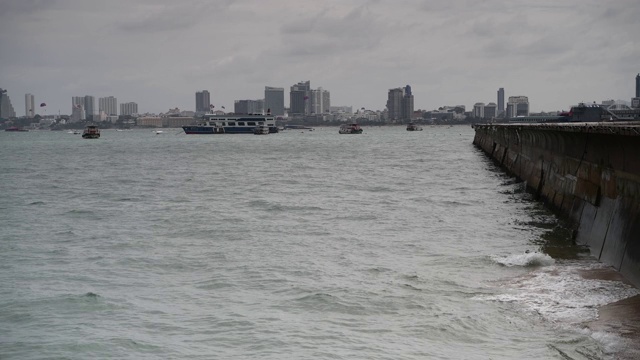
473;122;640;287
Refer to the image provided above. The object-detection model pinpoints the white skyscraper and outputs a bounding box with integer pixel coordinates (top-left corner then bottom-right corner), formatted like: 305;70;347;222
25;93;35;117
120;102;138;116
99;96;118;116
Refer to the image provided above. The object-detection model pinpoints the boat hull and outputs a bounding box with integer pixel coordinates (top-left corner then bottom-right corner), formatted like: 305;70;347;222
183;126;279;134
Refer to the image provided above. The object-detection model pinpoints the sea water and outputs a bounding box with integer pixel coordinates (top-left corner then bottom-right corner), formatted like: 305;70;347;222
1;126;639;359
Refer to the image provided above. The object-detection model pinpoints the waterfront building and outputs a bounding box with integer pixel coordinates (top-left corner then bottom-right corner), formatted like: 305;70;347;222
25;93;35;117
330;106;353;114
402;85;414;120
0;88;16;118
234;99;264;114
473;103;485;118
484;102;497;119
99;96;118;116
195;90;210;113
507;96;529;117
387;85;414;121
290;81;310;115
632;97;640;109
72;97;86;120
309;87;330;114
497;88;505;114
120;102;138;116
264;86;285;116
84;95;95;121
386;88;404;120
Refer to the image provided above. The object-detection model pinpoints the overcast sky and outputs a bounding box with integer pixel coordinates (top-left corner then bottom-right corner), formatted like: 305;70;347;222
1;0;639;116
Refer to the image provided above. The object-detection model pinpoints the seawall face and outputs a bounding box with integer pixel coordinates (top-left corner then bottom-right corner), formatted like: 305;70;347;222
473;122;640;287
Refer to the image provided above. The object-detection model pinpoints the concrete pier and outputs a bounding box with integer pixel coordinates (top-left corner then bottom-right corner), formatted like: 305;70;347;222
473;122;640;287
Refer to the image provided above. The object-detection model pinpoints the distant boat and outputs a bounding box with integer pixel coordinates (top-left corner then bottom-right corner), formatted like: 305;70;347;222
338;123;363;134
406;122;423;131
253;125;270;135
5;126;28;132
82;125;100;139
154;130;164;135
183;114;278;134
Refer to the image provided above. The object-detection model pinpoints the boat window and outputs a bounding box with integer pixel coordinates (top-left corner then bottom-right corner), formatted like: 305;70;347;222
238;122;245;126
248;122;256;126
258;122;264;125
228;122;235;126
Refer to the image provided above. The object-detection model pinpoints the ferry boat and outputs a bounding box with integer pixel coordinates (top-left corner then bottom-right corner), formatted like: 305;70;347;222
406;122;423;131
182;114;279;134
338;123;363;134
82;125;100;139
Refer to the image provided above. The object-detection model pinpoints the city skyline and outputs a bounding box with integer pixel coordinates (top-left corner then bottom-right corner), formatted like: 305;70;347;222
1;0;638;115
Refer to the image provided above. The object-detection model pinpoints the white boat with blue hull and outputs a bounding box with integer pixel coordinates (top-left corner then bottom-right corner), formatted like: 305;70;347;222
183;114;279;134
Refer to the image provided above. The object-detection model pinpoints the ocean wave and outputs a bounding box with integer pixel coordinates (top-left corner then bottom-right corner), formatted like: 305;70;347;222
491;252;555;267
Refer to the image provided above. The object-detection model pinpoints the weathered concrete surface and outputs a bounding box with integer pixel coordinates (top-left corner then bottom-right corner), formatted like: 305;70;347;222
473;122;640;287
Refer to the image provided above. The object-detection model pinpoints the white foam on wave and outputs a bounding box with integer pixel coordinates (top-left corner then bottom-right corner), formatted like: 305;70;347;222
491;251;555;267
476;261;640;356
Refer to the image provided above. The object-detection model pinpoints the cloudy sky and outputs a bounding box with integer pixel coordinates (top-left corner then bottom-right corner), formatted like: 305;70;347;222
1;0;639;116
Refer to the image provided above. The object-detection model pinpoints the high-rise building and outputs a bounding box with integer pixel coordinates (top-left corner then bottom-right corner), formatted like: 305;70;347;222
0;88;16;118
290;81;310;115
71;97;86;120
264;86;285;116
473;103;485;118
636;74;640;98
195;90;210;112
387;85;414;121
402;85;414;120
99;96;118;116
484;102;497;119
120;102;138;116
84;95;95;121
507;96;529;117
25;93;35;117
387;88;404;120
234;99;264;114
309;87;330;114
497;88;505;113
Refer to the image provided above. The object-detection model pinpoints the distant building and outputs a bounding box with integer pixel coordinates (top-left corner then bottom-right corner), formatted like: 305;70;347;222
290;81;310;115
71;97;86;121
0;88;16;118
309;87;330;114
120;102;138;116
636;73;640;98
386;88;404;120
234;99;264;114
84;95;95;121
402;85;414;120
264;86;285;116
497;88;505;114
330;106;352;114
473;102;485;118
507;96;529;117
195;90;211;112
484;102;497;119
632;97;640;109
387;86;414;121
99;96;118;116
72;95;95;120
25;93;35;117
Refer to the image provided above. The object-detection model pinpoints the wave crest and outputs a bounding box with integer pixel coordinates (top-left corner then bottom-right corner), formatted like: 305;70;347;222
492;252;555;267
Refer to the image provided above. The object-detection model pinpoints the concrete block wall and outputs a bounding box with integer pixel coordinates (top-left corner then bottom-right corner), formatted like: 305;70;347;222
473;124;640;287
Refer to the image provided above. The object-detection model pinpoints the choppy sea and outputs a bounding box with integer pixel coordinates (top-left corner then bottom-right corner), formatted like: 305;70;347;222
1;125;639;359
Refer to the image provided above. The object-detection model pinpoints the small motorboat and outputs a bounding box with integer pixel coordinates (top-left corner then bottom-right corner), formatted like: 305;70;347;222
338;123;363;134
82;125;100;139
